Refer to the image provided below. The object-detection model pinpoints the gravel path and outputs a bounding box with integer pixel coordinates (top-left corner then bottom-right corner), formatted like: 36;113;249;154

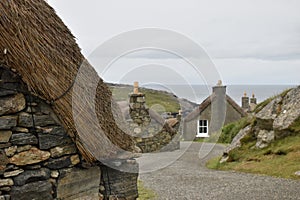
138;142;300;200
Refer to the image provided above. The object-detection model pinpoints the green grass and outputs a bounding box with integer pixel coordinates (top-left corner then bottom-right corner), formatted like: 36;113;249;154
109;85;180;114
137;180;156;200
206;134;300;179
217;117;253;144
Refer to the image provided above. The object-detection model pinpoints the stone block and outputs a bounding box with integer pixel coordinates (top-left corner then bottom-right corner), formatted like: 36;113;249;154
10;181;53;200
38;127;73;150
43;155;74;169
0;131;12;143
3;169;24;178
4;146;17;157
0;179;13;187
0;116;17;129
10;147;50;166
50;144;77;158
0;93;26;116
13;168;50;186
11;133;38;145
57;167;101;200
18;112;56;127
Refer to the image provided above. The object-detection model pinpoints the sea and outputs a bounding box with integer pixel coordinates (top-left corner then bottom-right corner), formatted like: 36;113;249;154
143;84;297;105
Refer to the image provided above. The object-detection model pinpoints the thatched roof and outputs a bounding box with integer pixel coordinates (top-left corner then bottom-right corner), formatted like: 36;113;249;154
0;0;135;162
184;94;247;122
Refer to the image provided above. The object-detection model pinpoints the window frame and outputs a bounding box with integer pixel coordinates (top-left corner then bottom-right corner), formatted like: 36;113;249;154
196;119;209;137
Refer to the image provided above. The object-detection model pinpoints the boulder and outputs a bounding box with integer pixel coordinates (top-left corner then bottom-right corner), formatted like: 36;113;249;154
256;130;274;149
0;93;26;116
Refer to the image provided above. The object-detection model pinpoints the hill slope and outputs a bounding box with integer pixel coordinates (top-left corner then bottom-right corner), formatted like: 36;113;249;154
207;86;300;179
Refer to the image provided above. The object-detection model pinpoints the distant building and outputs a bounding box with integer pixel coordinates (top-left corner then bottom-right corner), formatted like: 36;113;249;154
183;81;247;140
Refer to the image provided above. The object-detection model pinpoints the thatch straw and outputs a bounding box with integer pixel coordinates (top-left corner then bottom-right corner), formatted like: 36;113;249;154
0;0;135;162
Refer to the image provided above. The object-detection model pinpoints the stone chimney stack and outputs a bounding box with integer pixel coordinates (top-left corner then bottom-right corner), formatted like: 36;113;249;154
241;92;250;110
250;93;257;104
129;82;151;126
211;80;226;134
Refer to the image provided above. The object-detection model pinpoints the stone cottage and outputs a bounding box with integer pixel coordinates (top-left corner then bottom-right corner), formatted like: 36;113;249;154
0;1;138;199
183;81;247;140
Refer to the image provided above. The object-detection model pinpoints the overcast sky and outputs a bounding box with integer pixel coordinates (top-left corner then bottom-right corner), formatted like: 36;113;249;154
47;0;300;85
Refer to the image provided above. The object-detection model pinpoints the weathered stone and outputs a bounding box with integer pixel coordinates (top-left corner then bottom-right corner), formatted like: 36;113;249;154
223;125;252;156
5;146;17;157
50;144;77;158
16;145;32;153
10;147;50;166
0;187;11;192
0;93;26;115
3;169;24;178
11;133;38;145
0;131;12;143
12;127;29;133
0;143;11;149
38;126;73;150
0;150;9;171
43;155;73;169
70;155;80;165
57;167;101;200
273;87;300;131
24;164;41;170
11;181;53;200
51;170;59;178
256;130;275;149
18;112;56;127
13;168;50;186
0;179;13;187
0;195;10;200
295;171;300;176
0;116;17;129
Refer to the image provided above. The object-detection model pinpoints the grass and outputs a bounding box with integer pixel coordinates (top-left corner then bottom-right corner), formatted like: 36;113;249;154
137;180;156;200
109;85;180;114
206;134;300;180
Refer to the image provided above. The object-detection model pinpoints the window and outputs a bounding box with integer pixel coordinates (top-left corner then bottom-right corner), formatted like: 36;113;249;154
196;119;209;137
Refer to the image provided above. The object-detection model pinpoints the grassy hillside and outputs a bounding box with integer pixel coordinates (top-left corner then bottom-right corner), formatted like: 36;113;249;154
108;84;181;114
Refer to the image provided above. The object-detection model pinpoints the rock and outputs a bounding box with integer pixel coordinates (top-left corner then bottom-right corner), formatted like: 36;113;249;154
4;146;17;157
10;147;50;166
12;127;29;133
0;93;26;115
0;150;9;172
16;145;32;153
70;155;80;165
57;167;101;200
10;181;53;200
3;169;24;178
256;130;275;149
11;133;38;145
50;170;59;178
13;168;50;186
295;171;300;176
0;143;11;149
18;112;56;127
0;187;11;192
43;155;74;169
0;131;12;143
273;87;300;131
223;125;252;155
24;165;41;170
0;179;13;187
38;126;73;150
0;195;10;200
0;116;17;129
50;144;77;158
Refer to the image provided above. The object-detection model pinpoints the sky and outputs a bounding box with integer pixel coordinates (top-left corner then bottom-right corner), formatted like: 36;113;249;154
47;0;300;86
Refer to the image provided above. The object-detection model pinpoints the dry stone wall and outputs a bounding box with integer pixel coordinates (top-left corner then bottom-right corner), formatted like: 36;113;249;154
0;66;138;200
